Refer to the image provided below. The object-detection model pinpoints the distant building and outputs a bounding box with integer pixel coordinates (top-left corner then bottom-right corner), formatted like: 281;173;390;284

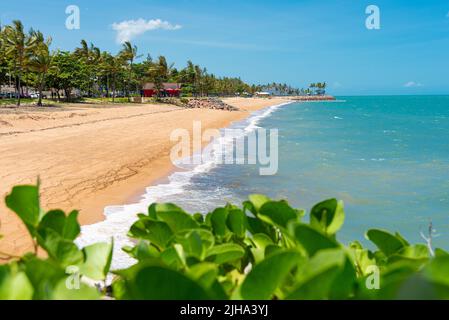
254;91;271;97
0;85;16;94
142;83;181;98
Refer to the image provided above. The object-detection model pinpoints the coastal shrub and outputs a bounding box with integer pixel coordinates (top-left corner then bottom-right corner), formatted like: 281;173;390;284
1;182;449;300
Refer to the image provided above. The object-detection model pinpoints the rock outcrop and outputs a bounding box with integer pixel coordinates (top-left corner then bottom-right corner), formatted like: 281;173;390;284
185;98;238;111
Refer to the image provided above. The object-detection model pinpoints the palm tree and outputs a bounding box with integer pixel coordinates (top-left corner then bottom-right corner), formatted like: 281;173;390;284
194;65;203;96
0;24;8;88
147;56;175;97
3;20;38;106
75;40;100;96
74;39;89;59
74;40;100;63
27;33;53;106
120;41;142;100
309;83;318;95
101;52;125;102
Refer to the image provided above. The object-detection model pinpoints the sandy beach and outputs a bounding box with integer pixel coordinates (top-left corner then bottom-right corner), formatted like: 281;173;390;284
0;97;289;256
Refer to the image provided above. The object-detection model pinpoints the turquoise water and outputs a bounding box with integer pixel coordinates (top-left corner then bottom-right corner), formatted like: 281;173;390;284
79;95;449;268
162;96;449;247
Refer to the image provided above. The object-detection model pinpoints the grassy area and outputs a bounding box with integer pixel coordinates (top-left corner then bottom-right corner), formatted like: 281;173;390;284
0;97;132;107
0;98;35;106
81;97;134;104
81;97;185;105
0;98;68;108
0;96;184;108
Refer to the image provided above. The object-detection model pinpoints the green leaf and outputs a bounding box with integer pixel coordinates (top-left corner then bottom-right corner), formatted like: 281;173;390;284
294;224;339;257
210;208;230;237
80;241;113;280
390;244;430;263
206;243;245;264
127;266;211;300
37;228;84;267
247;194;270;213
38;210;81;241
188;263;228;300
250;233;274;263
240;251;301;300
0;266;34;300
5;185;42;236
349;241;377;276
259;200;299;228
252;233;274;249
123;240;160;261
63;211;81;240
176;229;215;261
188;262;219;288
226;209;247;237
193;213;204;223
329;255;357;299
246;216;275;240
435;248;449;257
423;256;449;287
178;230;205;260
288;249;345;299
52;280;101;300
151;203;199;232
22;257;67;300
310;199;345;235
129;218;173;250
160;244;187;269
366;229;407;257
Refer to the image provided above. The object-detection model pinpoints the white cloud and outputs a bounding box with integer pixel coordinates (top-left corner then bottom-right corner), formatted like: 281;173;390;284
403;81;422;88
112;18;182;44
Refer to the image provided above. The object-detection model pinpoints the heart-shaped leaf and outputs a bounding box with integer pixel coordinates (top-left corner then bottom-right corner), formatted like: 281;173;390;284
259;200;299;229
226;209;247;237
126;265;211;300
294;224;339;257
366;229;407;257
80;241;113;280
5;185;42;236
206;243;245;264
240;251;301;300
310;199;345;235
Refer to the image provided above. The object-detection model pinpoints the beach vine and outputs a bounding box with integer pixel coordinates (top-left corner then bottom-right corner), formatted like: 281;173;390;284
0;182;448;300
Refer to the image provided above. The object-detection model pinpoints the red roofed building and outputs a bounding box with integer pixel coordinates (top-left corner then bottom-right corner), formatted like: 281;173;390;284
142;83;181;98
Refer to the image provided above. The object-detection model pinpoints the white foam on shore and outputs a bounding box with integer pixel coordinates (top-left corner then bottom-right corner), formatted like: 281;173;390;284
76;101;293;270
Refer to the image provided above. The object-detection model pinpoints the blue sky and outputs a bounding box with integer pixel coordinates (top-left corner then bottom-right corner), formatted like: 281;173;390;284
1;0;449;95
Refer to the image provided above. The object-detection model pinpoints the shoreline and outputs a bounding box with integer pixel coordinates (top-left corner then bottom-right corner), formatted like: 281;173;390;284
77;98;295;269
122;99;295;207
102;98;294;214
0;97;290;256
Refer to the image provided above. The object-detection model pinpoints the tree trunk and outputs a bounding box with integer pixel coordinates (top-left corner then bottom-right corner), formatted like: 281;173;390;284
37;75;44;107
17;74;21;107
128;62;133;102
106;75;110;99
112;75;116;103
64;89;71;102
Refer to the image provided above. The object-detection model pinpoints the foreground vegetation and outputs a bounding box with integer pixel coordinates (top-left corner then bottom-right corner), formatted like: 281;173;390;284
1;182;448;300
0;20;321;107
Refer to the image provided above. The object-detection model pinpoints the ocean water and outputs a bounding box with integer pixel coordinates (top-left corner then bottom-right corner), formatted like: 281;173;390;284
78;96;449;269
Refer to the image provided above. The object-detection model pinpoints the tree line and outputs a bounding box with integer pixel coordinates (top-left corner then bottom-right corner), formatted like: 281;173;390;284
0;20;325;107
